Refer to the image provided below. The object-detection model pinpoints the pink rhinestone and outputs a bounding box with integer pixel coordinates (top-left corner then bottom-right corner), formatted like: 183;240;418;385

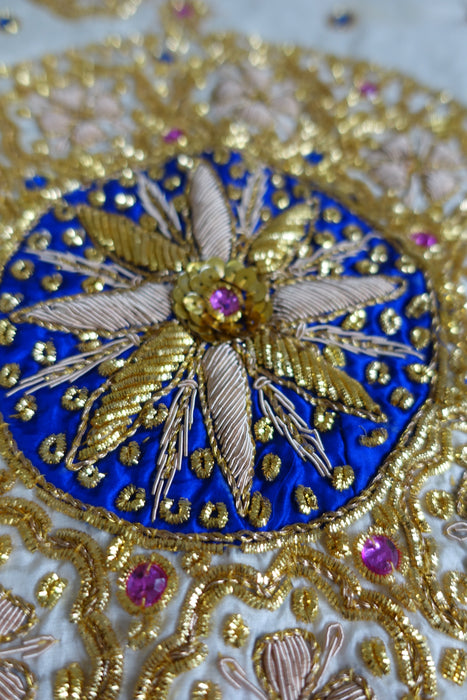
411;231;437;247
361;536;400;576
209;287;240;316
126;562;168;607
164;129;184;143
174;3;194;18
360;81;378;97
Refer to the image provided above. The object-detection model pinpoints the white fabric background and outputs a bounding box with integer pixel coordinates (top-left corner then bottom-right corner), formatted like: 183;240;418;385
0;2;466;698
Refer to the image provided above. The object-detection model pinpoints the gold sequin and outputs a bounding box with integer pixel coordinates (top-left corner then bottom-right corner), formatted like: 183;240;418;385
199;502;228;529
38;433;67;464
425;490;455;519
291;587;319;623
120;441;141;466
14;395;37;421
0;319;16;345
190;448;214;478
366;361;390;385
115;485;146;512
295;485;318;514
223;613;250;648
261;453;281;481
379;307;402;335
254;417;274;442
32;340;56;365
440;648;467;686
36;572;68;608
0;363;20;388
359;428;388;447
332;465;355;491
361;638;391;676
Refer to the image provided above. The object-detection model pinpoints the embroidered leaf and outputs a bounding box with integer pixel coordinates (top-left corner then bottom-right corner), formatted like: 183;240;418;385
201;343;255;516
258;630;320;700
0;587;36;644
0;661;31;700
446;521;467;542
319;671;375;700
247;204;314;274
137;172;182;239
12;282;173;335
78;207;188;273
67;322;195;468
189;163;233;262
237;167;268;237
254;329;385;421
272;275;403;323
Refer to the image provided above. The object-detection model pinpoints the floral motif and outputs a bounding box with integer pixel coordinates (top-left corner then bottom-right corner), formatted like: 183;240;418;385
10;159;416;525
211;65;300;140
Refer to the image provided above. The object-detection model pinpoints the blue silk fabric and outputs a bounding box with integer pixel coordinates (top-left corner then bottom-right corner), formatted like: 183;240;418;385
0;152;433;537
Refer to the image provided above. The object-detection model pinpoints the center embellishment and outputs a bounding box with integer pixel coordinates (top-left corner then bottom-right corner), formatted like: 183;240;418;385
0;153;434;544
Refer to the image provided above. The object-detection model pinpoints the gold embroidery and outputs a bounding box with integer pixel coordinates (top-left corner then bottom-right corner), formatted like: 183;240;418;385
32;340;57;366
54;663;85;700
0;319;16;345
441;648;467;686
191;681;222;700
331;465;355;491
365;360;390;385
199;502;229;529
13;395;37;422
77;465;105;488
190;448;215;479
38;433;67;464
248;491;272;528
261;453;281;481
291;587;319;623
390;386;414;410
425;490;455;519
222;614;250;648
115;484;146;512
295;485;319;514
0;534;12;565
361;638;391;676
0;363;20;388
159;497;191;524
254;417;274;442
10;259;34;280
119;441;141;467
61;385;89;411
36;573;68;608
359;428;388;447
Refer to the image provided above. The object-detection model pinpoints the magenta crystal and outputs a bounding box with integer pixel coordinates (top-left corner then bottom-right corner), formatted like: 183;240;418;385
126;562;168;607
361;536;400;576
209;287;240;316
360;81;378;97
164;128;184;143
411;231;437;247
174;3;194;17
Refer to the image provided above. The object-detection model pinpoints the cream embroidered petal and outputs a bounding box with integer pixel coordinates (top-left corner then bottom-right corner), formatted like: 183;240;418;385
272;275;402;324
201;343;255;517
189;163;233;262
12;282;173;335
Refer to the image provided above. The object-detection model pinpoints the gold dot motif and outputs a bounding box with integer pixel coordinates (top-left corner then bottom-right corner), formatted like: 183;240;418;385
0;363;20;388
199;502;228;529
254;417;274;442
77;465;105;489
261;453;281;481
41;273;63;292
361;637;391;676
222;613;250;648
379;308;402;335
159;497;191;524
291;587;319;623
190;448;214;478
342;308;366;331
271;190;290;209
36;572;68;608
355;259;379;275
405;363;433;384
441;648;467;686
314;231;336;249
32;340;56;366
14;395;37;421
62;227;85;247
191;681;221;700
324;531;351;558
10;259;34;280
410;326;431;350
390;387;414;410
38;433;66;464
359;428;388;447
0;319;16;345
370;244;388;264
322;205;342;224
82;277;104;293
54;203;75;222
87;189;106;207
366;361;390;385
343;224;363;241
248;491;271;528
332;465;355;491
61;385;89;411
0;292;22;312
295;485;318;514
142;403;168;429
425;490;455;519
313;406;336;432
120;441;141;467
405;293;431;319
114;192;136;210
115;485;146;512
27;231;51;250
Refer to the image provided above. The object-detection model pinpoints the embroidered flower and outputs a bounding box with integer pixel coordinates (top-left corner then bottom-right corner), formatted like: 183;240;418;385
219;623;375;699
12;160;413;524
211;65;300;140
367;130;467;210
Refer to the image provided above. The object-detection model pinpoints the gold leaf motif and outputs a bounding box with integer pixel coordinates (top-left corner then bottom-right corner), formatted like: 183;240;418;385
39;433;67;464
390;386;414;410
361;637;391;676
223;614;250;648
190;448;214;478
115;485;146;512
291;587;319;623
247;203;314;274
189;162;233;263
332;465;355;491
159;497;191;524
254;417;274;442
425;490;455;519
54;663;85;700
78;207;188;273
261;453;281;481
36;573;68;608
440;648;467;686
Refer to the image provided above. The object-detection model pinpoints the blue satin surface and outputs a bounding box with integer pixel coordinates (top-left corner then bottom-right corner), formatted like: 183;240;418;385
0;152;433;537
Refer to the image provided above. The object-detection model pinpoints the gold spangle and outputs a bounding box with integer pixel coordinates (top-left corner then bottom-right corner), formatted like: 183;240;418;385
410;326;431;350
332;465;355;491
32;340;56;365
227;184;242;201
291;587;319;622
359;428;388;447
199;501;229;529
114;192;136;210
0;292;22;312
61;385;89;411
115;484;146;512
87;190;106;207
0;534;12;566
191;681;222;700
98;357;126;376
355;259;379;275
343;224;363;241
106;536;133;572
159;497;191;524
62;227;85;247
190;448;214;478
322;205;343;224
9;258;34;280
323;344;346;367
54;663;85;700
313;406;336;432
54;203;76;222
324;531;351;558
295;485;318;514
361;637;391;677
248;491;271;528
405;363;433;384
142;403;168;429
120;441;141;466
36;572;68;608
77;465;105;489
379;307;402;335
271;173;285;188
314;231;336;249
370;244;388;264
372;503;399;532
440;648;467;686
41;273;63;292
261;453;281;481
181;550;212;576
254;417;273;442
405;293;430;319
222;613;250;648
271;190;290;210
425;490;455;520
81;276;104;293
164;174;182;191
128;615;161;650
342;308;366;331
0;362;20;388
38;433;67;464
84;246;105;262
0;318;16;345
390;386;414;410
396;254;416;274
13;394;37;421
366;360;390;385
28;230;51;250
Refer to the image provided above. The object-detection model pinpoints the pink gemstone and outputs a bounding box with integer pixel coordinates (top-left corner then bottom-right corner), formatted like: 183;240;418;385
361;536;400;576
209;287;240;316
360;81;379;97
164;128;184;143
411;231;437;247
174;3;194;17
126;562;168;607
